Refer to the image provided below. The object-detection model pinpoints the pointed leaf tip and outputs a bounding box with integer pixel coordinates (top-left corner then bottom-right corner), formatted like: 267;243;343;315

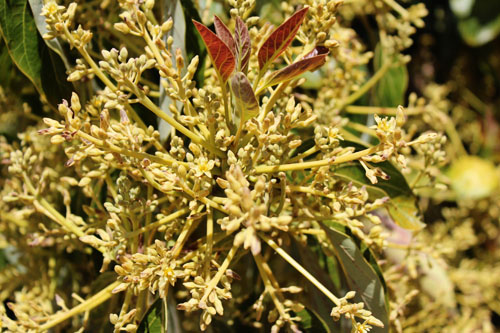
214;15;236;55
263;46;329;88
193;19;235;82
234;17;251;73
258;7;309;70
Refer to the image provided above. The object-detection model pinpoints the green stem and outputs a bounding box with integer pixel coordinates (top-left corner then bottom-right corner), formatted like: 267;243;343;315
39;281;120;331
344;105;424;115
253;253;289;321
199;243;239;304
259;233;340;306
125;208;190;238
337;61;392;110
254;146;379;173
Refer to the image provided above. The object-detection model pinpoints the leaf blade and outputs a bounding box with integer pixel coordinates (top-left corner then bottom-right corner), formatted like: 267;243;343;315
262;46;328;88
258;7;308;70
230;72;259;122
193;19;235;82
234;16;251;73
320;222;389;331
0;0;42;89
214;15;235;55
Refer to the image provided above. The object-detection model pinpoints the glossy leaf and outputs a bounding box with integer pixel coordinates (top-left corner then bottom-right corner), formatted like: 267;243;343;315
0;0;71;108
374;43;408;107
234;17;251;73
320;221;389;331
28;0;70;69
138;297;182;333
386;196;426;231
0;0;41;90
214;15;236;55
258;7;308;70
230;72;259;122
332;141;425;230
262;46;328;88
193;20;235;82
138;298;164;333
293;238;341;332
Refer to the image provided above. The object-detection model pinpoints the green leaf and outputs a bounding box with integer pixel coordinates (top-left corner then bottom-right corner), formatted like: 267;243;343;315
138;297;182;333
0;0;72;107
230;72;259;122
333;141;425;231
320;221;389;331
28;0;70;69
0;0;41;89
373;43;408;107
0;38;12;87
296;309;330;333
138;298;164;333
292;238;341;333
40;37;73;108
386;196;425;231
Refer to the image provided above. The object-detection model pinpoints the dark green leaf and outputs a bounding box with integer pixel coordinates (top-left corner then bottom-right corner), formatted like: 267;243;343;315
0;39;12;87
320;221;389;331
0;0;41;89
0;249;7;270
0;0;72;108
138;297;182;333
333;141;424;230
28;0;70;69
296;309;331;333
292;238;341;333
374;43;408;107
138;298;164;333
40;37;73;108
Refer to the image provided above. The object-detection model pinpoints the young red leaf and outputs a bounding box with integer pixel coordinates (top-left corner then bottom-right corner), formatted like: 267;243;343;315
230;72;259;122
193;20;235;82
258;7;309;70
262;46;328;89
234;17;251;73
214;16;236;56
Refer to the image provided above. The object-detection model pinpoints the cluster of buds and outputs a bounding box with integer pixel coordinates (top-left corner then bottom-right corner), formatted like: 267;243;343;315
330;291;383;333
218;165;292;254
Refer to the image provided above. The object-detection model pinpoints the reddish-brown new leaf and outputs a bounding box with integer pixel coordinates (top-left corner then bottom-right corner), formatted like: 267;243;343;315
214;16;236;56
193;20;235;82
258;7;309;70
262;46;328;88
231;72;259;122
234;17;251;73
